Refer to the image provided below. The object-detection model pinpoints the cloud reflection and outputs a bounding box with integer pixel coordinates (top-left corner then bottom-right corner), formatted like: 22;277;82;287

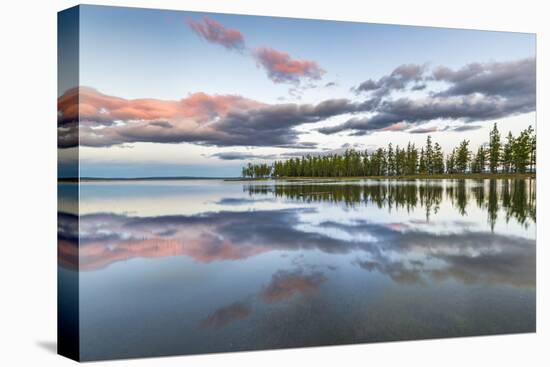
58;203;534;290
262;270;326;304
200;302;252;329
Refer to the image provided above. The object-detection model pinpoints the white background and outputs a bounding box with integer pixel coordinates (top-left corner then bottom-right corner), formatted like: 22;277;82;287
0;0;548;365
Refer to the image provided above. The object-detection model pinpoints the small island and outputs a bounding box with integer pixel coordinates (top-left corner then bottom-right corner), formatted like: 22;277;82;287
240;124;536;180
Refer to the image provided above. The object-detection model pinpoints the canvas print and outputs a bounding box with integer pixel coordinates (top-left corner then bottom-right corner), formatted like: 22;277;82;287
58;5;536;362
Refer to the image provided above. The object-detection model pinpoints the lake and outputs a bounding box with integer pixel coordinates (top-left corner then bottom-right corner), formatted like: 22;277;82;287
58;178;536;360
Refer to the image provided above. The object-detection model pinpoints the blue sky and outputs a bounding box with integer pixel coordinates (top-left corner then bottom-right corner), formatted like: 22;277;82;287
58;5;536;178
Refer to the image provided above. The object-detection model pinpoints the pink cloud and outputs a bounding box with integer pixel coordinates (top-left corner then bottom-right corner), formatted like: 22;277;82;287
381;122;409;132
57;87;368;148
187;16;245;51
58;87;264;126
254;48;325;84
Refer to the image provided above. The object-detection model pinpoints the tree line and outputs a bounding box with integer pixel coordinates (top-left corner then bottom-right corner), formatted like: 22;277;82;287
241;124;536;178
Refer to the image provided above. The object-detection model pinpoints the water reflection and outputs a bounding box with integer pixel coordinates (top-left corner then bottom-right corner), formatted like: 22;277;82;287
200;302;252;329
66;179;535;359
59;181;535;290
262;269;327;303
245;179;536;228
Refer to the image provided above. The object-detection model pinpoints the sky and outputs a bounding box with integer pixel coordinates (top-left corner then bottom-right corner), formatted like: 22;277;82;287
58;5;536;178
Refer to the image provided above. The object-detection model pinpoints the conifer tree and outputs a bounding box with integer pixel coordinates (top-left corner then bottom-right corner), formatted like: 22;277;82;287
488;123;501;173
502;131;514;173
433;142;445;174
455;140;471;173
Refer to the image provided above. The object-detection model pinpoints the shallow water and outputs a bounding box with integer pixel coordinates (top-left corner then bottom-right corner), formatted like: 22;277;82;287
58;178;536;360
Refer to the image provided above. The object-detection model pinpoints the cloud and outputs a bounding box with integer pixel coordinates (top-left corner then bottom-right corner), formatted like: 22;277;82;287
187;16;245;51
432;58;535;99
199;302;251;329
354;63;426;97
381;121;409;132
411;83;427;91
185;18;326;87
448;124;483;132
254;48;325;84
58;87;373;148
322;57;535;135
276;142;319;149
210;152;278;160
210;143;360;161
58;58;534;148
261;269;326;304
408;126;440;134
58;87;264;126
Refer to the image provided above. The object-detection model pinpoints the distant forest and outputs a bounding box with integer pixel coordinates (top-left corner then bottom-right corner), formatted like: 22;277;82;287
241;124;536;178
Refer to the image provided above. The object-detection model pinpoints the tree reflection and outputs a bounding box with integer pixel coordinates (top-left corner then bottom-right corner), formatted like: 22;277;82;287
245;179;536;228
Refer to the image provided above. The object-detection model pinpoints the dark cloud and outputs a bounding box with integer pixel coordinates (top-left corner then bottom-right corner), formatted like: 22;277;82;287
210;152;278;160
408;126;440;134
433;58;535;99
449;125;483;132
57;59;534;148
354;64;426;97
276;142;319;149
149;121;173;128
57;122;79;149
58;88;374;148
411;83;427;91
323;57;535;135
278;144;364;158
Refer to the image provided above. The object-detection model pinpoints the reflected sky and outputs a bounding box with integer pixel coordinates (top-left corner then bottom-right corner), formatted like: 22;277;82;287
63;179;535;360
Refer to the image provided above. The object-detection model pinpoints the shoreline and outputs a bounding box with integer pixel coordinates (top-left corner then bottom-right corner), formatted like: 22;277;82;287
227;173;536;182
57;172;536;183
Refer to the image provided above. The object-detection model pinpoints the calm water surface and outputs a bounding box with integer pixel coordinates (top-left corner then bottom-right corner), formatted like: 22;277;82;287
58;178;536;360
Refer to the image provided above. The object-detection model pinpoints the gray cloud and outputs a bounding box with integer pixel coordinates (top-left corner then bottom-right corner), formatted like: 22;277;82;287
210;152;278;160
323;57;535;135
58;58;535;149
187;17;246;51
407;126;440;134
59;88;376;148
433;58;535;99
354;64;426;97
275;142;319;149
449;124;483;132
